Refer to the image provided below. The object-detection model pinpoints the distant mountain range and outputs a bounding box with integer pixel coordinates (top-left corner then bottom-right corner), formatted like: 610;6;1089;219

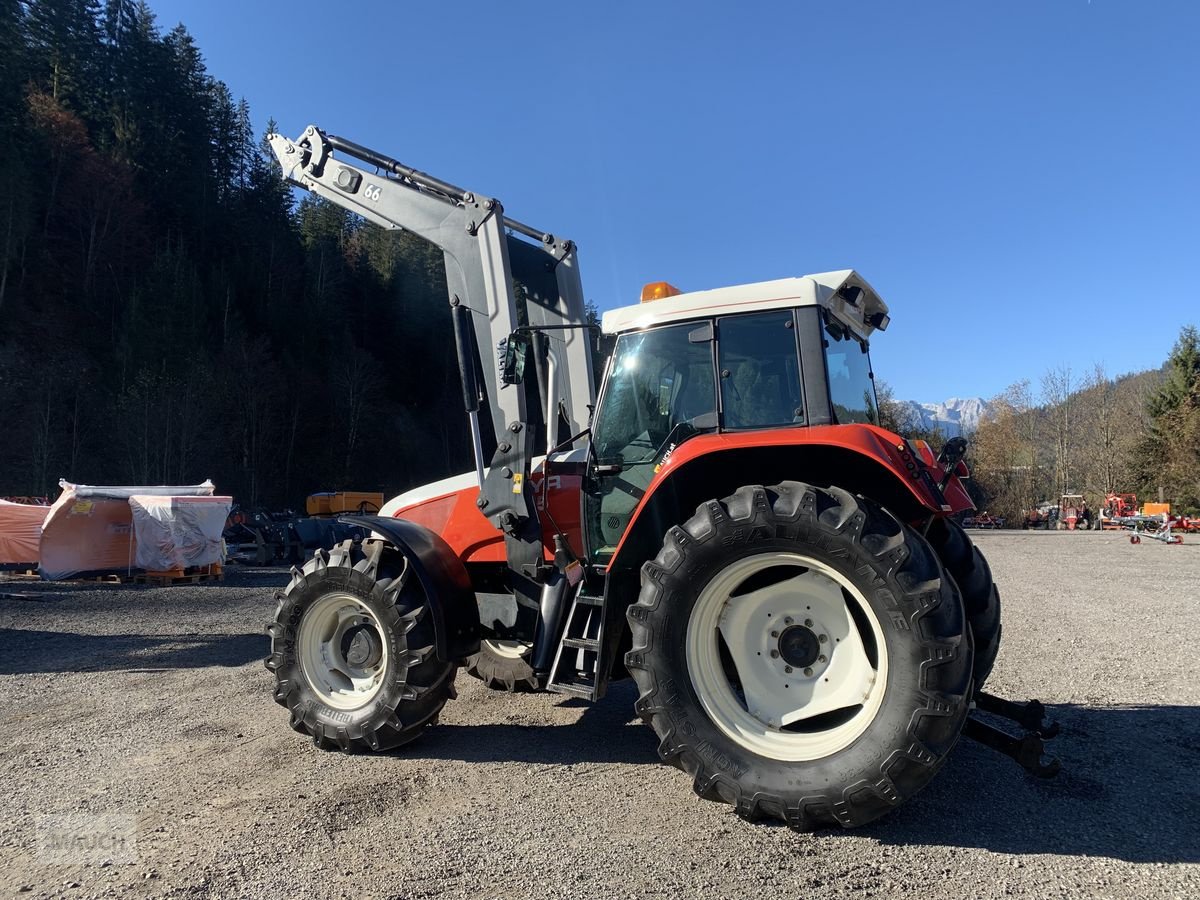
895;397;990;436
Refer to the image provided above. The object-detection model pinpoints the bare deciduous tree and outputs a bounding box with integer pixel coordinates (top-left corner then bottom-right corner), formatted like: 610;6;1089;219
969;381;1040;521
333;354;385;487
1076;364;1144;498
1041;366;1075;497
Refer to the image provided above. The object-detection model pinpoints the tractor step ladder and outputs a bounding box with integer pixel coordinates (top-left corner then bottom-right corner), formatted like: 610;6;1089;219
546;589;605;699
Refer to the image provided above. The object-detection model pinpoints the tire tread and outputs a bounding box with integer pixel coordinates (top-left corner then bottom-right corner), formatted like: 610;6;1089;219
625;482;972;829
266;538;456;753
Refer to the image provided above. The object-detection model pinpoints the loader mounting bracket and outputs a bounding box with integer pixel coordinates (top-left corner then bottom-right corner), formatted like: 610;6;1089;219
478;421;536;535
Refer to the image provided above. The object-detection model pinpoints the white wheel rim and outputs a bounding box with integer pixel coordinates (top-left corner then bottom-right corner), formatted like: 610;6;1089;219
298;593;389;710
483;639;531;660
685;552;889;761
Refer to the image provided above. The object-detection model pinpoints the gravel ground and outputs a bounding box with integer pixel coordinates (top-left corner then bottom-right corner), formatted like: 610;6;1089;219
1;530;1197;900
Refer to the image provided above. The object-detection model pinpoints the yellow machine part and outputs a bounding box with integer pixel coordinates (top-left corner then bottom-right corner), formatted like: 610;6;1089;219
1141;502;1171;517
306;491;384;516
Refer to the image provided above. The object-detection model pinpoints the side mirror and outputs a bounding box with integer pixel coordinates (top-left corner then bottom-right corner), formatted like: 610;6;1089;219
497;333;530;386
939;436;969;468
937;437;969;492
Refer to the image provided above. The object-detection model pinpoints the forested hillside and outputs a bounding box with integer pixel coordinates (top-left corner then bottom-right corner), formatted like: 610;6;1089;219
3;3;1196;519
0;0;478;505
880;327;1200;520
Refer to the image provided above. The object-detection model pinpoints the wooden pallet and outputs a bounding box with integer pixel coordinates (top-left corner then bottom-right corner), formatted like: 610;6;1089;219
133;564;224;586
0;570;122;583
1;569;40;579
3;565;224;585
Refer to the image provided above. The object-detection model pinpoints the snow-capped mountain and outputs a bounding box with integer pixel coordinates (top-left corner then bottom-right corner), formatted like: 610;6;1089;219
895;397;989;436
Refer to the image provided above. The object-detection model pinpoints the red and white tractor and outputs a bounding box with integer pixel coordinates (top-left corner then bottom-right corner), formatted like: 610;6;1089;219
263;126;1058;831
1058;494;1092;530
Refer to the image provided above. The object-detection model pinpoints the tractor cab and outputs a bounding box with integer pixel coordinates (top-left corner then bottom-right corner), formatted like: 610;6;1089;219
585;272;888;559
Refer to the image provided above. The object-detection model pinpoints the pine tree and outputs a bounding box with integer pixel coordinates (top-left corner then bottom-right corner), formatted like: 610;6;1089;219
1134;326;1200;511
1148;326;1200;419
24;0;103;118
0;0;31;313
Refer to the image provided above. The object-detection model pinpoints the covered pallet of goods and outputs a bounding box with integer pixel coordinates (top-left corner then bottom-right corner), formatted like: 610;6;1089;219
39;481;231;580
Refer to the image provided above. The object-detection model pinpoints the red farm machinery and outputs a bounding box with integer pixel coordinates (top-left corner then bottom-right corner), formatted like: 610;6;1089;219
262;125;1059;831
1057;494;1093;530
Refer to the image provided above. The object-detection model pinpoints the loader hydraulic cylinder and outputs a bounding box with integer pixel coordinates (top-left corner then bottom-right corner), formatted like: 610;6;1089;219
451;300;486;488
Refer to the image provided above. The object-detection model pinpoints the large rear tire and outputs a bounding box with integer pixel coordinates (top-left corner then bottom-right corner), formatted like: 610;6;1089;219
925;518;1001;689
625;482;973;829
265;539;457;752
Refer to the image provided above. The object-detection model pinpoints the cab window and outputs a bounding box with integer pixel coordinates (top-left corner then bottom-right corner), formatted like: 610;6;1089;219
718;311;803;429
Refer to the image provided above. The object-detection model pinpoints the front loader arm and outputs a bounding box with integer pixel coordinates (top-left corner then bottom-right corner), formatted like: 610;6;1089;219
267;126;595;545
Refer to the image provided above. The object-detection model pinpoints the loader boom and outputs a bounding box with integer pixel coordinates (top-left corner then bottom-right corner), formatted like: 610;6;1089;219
267;126;596;549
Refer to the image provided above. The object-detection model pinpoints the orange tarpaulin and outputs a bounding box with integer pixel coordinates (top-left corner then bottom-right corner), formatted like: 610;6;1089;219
0;499;49;566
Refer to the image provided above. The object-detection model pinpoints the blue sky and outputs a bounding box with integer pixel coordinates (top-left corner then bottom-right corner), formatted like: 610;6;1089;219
149;0;1198;402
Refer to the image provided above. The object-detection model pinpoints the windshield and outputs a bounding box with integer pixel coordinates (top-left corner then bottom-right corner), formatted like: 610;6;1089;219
824;316;879;425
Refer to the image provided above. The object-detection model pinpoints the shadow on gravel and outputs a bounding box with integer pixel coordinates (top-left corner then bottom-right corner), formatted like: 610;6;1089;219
404;693;1199;862
0;628;267;673
859;702;1200;863
413;681;659;766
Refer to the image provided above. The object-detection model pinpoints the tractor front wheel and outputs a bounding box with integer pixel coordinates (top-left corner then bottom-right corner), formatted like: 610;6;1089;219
266;539;457;752
626;482;973;829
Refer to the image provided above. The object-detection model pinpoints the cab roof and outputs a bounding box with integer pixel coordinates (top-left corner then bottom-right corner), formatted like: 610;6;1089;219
600;269;890;340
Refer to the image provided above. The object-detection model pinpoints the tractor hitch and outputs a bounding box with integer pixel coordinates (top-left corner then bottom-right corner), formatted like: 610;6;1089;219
964;694;1061;778
975;691;1060;738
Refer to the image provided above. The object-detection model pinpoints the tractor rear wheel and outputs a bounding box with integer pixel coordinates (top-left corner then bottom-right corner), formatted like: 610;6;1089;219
925;518;1001;690
464;639;539;692
626;482;973;829
265;539;457;752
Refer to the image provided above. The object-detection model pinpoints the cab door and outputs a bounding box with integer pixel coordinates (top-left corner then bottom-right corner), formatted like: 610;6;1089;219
584;322;716;561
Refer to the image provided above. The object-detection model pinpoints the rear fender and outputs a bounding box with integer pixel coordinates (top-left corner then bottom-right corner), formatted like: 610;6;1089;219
595;427;966;685
607;424;966;573
341;515;482;661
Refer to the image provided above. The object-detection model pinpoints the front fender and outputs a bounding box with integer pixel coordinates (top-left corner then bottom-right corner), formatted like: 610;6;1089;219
340;515;481;661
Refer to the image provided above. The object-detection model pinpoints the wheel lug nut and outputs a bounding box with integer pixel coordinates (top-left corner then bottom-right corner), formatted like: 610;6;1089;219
803;667;813;676
818;655;827;663
770;650;779;659
784;665;793;674
783;616;793;625
770;630;779;638
804;618;813;627
818;634;827;643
